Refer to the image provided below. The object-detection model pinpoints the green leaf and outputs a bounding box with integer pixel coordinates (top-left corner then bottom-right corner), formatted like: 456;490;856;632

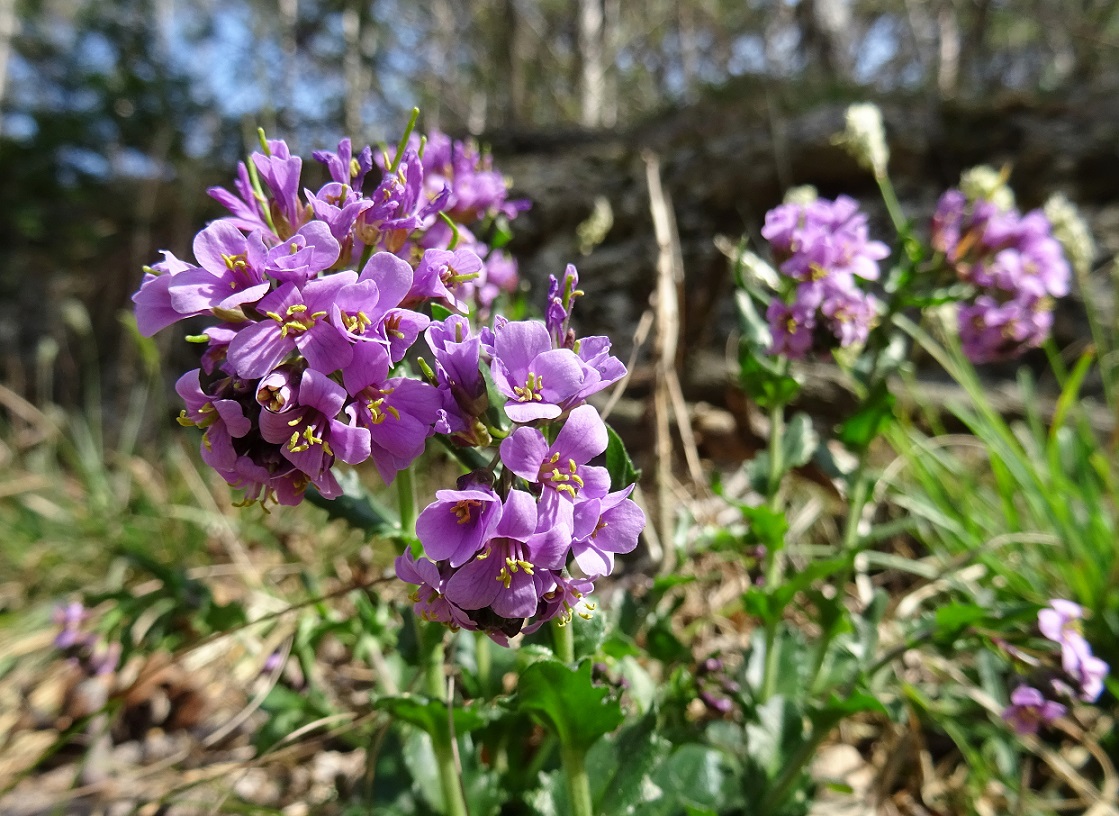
837;383;896;452
933;603;990;644
305;472;397;536
738;347;802;410
374;694;495;736
735;289;772;349
516;657;625;754
782;412;819;469
745;696;807;778
650;744;743;813
811;690;888;726
605;423;642;490
591;709;674;815
740;504;789;551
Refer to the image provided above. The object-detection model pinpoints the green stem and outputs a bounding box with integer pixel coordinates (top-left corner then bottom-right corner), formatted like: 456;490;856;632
561;742;595;816
758;719;833;813
766;404;785;505
475;631;492;697
552;617;575;664
875;172;920;264
806;456;871;693
759;403;786;703
418;622;469;816
397;465;417;542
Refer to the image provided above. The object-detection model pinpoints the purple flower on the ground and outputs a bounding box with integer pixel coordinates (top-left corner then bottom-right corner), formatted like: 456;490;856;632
1038;599;1084;644
53;602;90;649
1002;685;1065;734
1038;599;1110;703
1063;637;1109;702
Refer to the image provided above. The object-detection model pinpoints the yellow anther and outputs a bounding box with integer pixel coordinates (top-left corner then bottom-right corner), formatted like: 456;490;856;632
342;310;372;334
512;372;544;403
452;499;481;524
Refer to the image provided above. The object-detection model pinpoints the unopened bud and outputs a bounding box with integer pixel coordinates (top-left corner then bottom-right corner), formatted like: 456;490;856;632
1044;193;1097;278
834;103;889;177
960;165;1014;212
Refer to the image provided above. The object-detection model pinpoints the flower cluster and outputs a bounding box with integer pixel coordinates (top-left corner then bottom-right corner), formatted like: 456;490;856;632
760;194;888;358
134;125;642;645
133;126;528;506
397;266;643;643
931;181;1070;363
1002;599;1109;734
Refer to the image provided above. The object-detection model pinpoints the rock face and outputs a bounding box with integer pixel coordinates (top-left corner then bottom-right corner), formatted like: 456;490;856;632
488;89;1119;385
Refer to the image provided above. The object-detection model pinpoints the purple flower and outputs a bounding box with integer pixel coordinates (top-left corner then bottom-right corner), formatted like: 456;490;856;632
53;602;91;650
132;251;199;336
499;404;611;507
546;264;582;348
426;315;488;420
1038;599;1110;702
1038;599;1084;644
226;275;355;378
527;573;597;630
766;298;816;358
490;320;598;423
252;139;306;237
357;148;443;252
256;366;299;413
570;485;645;579
208;160;272;235
164;222;271;320
417;486;504;567
1002;685;1065;734
312;137;374;190
258;368;370;479
1063;637;1110;702
396;550;476;631
443;490;569;620
257;221;341;286
958;294;1052;363
408;247;483;313
333;251;416;368
175;369;252;471
820;281;878;348
345;342;441;484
